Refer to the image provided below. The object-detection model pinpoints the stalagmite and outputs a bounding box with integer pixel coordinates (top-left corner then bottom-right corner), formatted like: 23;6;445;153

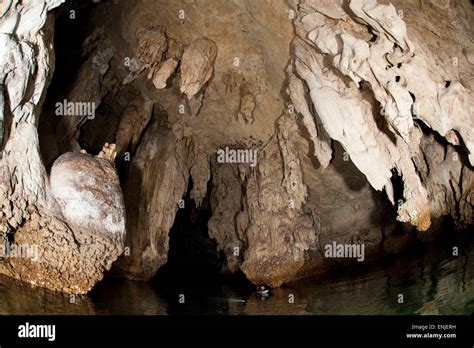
0;1;125;294
0;0;471;294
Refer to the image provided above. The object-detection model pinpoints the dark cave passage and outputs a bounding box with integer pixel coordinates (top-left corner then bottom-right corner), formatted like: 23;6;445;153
40;0;113;169
38;1;252;291
153;180;222;285
152;179;251;287
150;180;254;312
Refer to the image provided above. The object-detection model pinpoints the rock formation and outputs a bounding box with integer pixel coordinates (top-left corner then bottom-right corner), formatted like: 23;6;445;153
0;0;472;293
0;1;125;293
180;37;218;98
288;0;473;232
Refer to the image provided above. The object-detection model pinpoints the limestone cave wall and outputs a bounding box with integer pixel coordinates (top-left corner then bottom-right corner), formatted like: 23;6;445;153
0;0;472;293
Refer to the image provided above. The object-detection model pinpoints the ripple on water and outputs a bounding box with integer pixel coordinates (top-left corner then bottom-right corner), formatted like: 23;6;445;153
0;233;473;315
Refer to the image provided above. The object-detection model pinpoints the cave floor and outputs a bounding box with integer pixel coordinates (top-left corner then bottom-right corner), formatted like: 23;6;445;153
0;231;472;315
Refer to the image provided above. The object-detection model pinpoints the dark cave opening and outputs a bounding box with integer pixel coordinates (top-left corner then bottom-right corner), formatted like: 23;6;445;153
41;1;254;294
151;179;254;309
39;0;101;169
390;168;405;206
48;1;94;98
154;179;222;285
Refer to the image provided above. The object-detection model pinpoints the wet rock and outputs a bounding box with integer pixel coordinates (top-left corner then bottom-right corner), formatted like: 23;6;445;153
0;0;471;294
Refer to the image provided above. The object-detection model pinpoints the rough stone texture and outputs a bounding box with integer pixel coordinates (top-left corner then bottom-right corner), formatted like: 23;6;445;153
2;211;123;294
115;97;154;155
136;26;168;69
208;164;246;273
237;84;256;124
38;27;118;166
0;1;125;294
180;37;218;98
288;0;473;232
151;58;179;89
112;117;188;280
286;68;333;168
50;150;125;240
239;114;319;287
0;0;472;293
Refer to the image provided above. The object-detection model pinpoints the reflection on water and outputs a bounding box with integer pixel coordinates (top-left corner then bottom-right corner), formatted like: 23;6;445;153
0;232;472;315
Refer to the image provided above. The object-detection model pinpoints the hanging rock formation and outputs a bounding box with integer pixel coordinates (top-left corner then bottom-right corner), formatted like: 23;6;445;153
0;0;472;293
288;0;473;232
180;37;218;98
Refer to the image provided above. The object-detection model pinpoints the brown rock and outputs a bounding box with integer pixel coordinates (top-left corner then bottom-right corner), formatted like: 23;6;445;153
180;37;218;98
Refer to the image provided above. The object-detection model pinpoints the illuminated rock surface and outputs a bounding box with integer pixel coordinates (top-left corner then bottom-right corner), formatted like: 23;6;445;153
0;0;472;293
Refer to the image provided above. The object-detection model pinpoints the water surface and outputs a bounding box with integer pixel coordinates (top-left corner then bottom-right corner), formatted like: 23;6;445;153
1;232;472;315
